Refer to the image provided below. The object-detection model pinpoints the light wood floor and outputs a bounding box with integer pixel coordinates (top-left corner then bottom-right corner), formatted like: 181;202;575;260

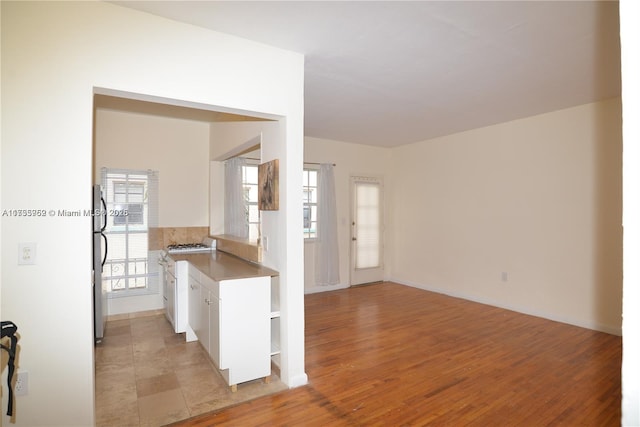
171;282;622;426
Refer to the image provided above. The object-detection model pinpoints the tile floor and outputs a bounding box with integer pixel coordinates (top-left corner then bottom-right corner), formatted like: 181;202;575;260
95;311;287;427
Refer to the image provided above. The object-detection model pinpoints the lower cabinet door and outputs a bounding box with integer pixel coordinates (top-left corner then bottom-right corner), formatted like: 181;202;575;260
166;273;176;330
209;295;220;368
199;286;211;354
188;278;201;342
218;276;271;385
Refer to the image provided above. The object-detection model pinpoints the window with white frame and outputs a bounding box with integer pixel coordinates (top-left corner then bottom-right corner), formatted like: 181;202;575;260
303;168;319;239
242;164;260;241
237;164;320;240
102;168;158;296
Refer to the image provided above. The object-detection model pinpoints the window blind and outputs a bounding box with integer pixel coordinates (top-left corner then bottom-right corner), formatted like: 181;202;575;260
355;180;381;269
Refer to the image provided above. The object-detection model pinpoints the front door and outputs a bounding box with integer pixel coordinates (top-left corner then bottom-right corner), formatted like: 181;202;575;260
350;176;384;285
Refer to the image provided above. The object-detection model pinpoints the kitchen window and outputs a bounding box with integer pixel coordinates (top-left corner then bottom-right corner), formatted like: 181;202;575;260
238;164;319;240
113;181;145;225
101;168;159;296
242;164;260;241
303;168;319;239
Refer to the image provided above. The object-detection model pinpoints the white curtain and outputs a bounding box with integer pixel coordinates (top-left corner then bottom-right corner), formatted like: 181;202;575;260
315;164;340;286
224;157;248;238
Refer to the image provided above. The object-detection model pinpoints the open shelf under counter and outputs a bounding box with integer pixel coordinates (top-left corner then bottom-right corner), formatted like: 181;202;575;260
270;275;281;365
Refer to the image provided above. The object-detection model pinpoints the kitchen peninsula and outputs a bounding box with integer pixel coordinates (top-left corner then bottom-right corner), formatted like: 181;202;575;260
168;247;279;392
170;250;277;282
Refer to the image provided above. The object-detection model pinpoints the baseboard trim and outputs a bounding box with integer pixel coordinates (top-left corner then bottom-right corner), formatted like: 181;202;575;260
391;278;622;336
304;283;349;294
107;308;164;321
286;373;309;388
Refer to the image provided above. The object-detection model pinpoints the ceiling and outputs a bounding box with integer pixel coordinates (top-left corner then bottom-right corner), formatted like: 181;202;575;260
111;1;621;148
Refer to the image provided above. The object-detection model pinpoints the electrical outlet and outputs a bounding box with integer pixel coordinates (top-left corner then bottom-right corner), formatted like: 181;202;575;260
18;242;37;265
15;371;28;396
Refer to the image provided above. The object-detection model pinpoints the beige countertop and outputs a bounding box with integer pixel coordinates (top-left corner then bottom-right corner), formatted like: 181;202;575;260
169;250;278;282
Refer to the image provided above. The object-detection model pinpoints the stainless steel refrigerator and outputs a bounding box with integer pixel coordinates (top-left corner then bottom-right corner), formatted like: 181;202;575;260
92;185;108;342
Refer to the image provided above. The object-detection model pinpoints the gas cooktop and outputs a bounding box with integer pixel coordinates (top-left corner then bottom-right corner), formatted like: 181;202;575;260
166;241;215;254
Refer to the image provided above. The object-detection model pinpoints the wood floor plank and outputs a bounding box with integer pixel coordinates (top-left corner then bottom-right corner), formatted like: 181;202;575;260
169;282;621;426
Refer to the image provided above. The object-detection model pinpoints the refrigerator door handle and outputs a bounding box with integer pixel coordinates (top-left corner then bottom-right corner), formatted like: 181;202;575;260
100;232;108;267
100;197;107;232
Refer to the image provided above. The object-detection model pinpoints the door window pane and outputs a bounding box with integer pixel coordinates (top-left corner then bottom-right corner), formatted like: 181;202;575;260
355;182;380;269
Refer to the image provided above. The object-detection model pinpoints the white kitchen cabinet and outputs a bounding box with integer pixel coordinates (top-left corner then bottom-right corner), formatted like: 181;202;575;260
208;283;220;369
176;251;278;391
187;265;202;344
163;258;197;341
195;273;271;391
198;280;212;355
199;274;220;367
163;256;176;327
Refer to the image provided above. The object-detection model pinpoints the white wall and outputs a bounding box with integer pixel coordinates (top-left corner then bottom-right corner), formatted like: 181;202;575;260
389;98;623;335
210;121;273;161
0;2;305;426
621;0;640;423
95;109;211;227
303;137;392;292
